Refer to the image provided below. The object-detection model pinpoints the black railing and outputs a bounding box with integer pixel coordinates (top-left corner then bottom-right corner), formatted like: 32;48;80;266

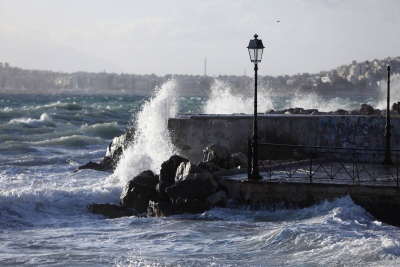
248;141;400;187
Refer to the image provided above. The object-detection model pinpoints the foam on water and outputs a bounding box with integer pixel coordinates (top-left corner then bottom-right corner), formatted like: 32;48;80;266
8;113;56;127
113;79;178;185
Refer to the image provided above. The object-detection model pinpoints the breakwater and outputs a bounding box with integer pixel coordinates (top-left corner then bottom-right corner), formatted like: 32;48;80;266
168;114;400;163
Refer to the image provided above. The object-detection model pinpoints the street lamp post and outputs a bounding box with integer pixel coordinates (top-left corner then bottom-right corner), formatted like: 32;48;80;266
247;34;265;180
383;65;393;165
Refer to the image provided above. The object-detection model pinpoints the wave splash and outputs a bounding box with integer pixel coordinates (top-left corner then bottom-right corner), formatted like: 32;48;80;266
203;79;274;114
113;79;178;185
9;113;56;127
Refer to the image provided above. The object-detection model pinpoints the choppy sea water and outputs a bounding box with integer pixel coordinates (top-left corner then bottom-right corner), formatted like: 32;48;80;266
1;80;400;266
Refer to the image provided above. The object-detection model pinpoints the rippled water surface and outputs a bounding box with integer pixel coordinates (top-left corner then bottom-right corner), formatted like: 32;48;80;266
1;82;400;266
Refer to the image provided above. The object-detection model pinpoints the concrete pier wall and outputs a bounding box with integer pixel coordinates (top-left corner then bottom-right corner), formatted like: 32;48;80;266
168;114;400;163
214;175;400;226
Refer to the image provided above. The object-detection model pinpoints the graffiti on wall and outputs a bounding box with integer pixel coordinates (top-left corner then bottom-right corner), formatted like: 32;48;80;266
318;117;400;150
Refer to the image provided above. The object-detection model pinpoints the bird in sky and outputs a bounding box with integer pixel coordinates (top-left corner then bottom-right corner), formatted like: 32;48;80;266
277;21;280;22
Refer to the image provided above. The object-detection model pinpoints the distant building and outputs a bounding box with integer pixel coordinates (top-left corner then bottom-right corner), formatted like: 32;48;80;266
4;62;9;69
349;63;366;77
0;62;3;69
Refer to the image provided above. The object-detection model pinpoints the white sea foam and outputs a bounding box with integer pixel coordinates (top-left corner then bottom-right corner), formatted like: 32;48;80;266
377;73;400;110
113;79;178;185
203;79;274;114
9;113;56;127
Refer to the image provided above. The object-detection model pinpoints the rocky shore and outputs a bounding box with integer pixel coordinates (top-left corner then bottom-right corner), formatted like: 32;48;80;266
85;143;247;218
81;102;400;218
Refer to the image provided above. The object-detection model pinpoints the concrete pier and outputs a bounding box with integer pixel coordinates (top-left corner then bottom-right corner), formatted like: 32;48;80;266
214;171;400;226
168;114;400;163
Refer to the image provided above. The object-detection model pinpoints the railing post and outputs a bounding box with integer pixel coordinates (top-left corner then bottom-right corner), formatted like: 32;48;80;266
248;139;251;180
310;153;313;183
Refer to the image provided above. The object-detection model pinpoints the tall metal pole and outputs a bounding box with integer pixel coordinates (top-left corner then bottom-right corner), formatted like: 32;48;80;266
251;63;261;179
383;65;393;165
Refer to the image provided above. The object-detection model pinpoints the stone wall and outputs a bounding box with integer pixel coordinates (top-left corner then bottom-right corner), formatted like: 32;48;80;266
168;114;400;163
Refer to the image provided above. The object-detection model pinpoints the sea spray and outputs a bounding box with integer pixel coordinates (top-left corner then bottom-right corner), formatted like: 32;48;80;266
377;73;400;110
203;79;274;114
113;79;178;185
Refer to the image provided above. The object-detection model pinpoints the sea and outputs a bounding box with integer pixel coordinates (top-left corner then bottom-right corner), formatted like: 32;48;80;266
1;78;400;266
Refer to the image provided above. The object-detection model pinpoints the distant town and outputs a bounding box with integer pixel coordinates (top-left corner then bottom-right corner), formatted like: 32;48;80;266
0;56;399;96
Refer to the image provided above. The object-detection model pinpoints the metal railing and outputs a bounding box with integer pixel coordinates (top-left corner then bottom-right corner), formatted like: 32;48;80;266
248;141;400;187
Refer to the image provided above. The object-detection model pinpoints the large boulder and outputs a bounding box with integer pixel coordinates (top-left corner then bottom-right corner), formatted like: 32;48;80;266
203;144;235;169
175;162;209;183
197;161;225;173
159;155;189;184
147;201;180;217
87;203;138;219
120;171;158;213
130;170;159;189
333;109;348;115
359;104;375;115
231;152;248;168
165;172;217;201
206;191;227;208
156;180;174;202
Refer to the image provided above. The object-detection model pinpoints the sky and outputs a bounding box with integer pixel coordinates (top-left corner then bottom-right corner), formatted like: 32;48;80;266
0;0;399;76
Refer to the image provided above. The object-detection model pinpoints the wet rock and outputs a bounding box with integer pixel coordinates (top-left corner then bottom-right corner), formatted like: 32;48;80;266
333;109;348;115
265;109;275;114
197;161;225;173
231;152;248;168
131;170;159;189
175;162;209;183
166;172;218;201
156;180;174;202
206;191;227;208
349;110;361;115
147;201;180;217
120;179;158;213
359;104;375;115
87;203;138;219
73;161;111;173
311;111;321;115
159;155;189;184
175;199;211;214
203;144;234;169
147;199;210;217
300;109;318;114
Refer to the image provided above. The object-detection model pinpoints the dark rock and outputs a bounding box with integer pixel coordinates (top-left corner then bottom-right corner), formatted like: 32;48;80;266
265;109;275;114
231;152;248;168
87;203;138;219
156;180;174;202
74;161;111;173
147;199;210;217
206;191;227;208
203;144;235;169
166;172;217;201
175;199;211;214
159;155;189;184
131;170;158;189
147;201;181;217
359;104;375;115
333;109;348;115
198;161;225;173
175;162;209;183
120;180;157;213
349;110;361;115
300;109;318;114
311;111;321;115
